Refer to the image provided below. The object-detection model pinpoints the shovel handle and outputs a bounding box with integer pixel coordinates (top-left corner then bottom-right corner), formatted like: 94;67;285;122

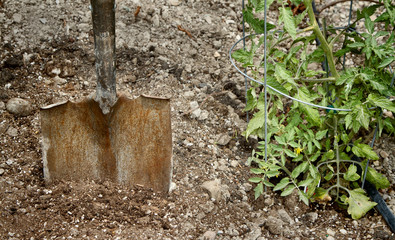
91;0;116;114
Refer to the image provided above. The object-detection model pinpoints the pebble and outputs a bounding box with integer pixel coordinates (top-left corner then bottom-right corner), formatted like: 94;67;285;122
184;91;195;98
6;127;18;137
0;101;5;110
265;216;284;235
230;160;239;168
216;133;231;146
380;150;389;159
13;13;22;23
201;179;223;201
6;98;32;116
202;230;216;240
327;236;335;240
327;228;336;236
198;110;209;121
168;0;181;6
305;212;318;223
340;229;347;234
278;209;294;224
214;51;221;58
0;168;4;175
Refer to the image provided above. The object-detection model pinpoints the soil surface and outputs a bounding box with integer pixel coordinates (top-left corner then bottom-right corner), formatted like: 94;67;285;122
0;0;394;239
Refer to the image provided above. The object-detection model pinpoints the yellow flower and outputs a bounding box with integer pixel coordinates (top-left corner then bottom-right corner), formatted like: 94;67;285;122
294;147;303;155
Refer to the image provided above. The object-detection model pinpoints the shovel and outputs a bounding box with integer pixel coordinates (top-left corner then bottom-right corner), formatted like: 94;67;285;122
41;0;172;192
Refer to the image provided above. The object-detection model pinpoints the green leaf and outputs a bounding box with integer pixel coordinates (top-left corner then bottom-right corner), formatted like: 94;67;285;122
245;110;267;138
281;185;295;197
291;162;309;179
249;177;263;183
263;180;275;187
243;8;276;34
298;190;309;205
232;49;253;64
266;76;290;95
378;56;394;68
251;168;266;174
324;171;334;181
298;178;313;187
280;6;297;40
361;160;390;189
321;150;335;162
314;187;332;202
254;182;264;200
344;164;360;181
345;114;352;130
364;13;375;34
273;177;290;191
346;188;377;219
245;88;257;112
284;149;297;158
352;143;379;160
353;105;370;130
315;130;328;140
266;170;281;178
251;0;275;12
367;93;395;113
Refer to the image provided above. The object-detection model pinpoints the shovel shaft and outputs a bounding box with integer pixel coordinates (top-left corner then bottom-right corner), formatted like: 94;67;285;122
91;0;116;114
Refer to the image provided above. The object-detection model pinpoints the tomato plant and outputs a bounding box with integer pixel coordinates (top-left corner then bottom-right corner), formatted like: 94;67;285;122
232;0;394;219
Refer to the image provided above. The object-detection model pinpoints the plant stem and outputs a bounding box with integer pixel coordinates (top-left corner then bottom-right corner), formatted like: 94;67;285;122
334;116;340;201
294;77;336;82
304;0;340;80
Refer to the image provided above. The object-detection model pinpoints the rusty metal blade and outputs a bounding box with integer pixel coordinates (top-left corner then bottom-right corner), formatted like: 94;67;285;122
41;95;172;192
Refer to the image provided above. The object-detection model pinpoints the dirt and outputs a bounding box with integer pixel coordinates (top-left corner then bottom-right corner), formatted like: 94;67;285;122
0;0;394;239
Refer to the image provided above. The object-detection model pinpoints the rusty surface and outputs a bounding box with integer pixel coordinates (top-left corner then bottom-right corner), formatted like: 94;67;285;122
41;95;172;192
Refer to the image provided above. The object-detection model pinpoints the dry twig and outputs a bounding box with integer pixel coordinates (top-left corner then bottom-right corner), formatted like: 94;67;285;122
177;25;194;39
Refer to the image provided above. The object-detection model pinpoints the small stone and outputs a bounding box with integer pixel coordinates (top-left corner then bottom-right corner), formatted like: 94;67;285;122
216;134;231;146
327;228;336;236
214;51;221;58
152;14;160;27
0;168;4;175
198;110;209;121
39;18;47;24
53;76;67;85
204;15;212;24
230;160;239;168
0;101;5;110
6;127;18;137
168;0;181;6
169;182;177;193
201;179;222;201
6;159;14;165
327;236;335;240
352;220;358;227
202;230;216;240
184;91;195;98
380;150;389;159
213;40;222;49
13;13;22;23
6;98;32;116
265;216;284;235
340;229;347;234
278;209;294;224
305;212;318;223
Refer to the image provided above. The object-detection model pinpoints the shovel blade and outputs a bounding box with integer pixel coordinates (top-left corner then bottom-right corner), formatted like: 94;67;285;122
41;95;172;192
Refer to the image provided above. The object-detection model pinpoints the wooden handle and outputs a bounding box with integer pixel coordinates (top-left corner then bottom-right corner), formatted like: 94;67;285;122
91;0;116;114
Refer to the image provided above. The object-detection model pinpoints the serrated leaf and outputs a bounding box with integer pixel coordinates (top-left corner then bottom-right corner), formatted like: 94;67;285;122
346;188;377;219
251;0;275;12
243;9;276;34
353;105;370;130
298;190;309;205
249;177;263;183
245;88;257;112
378;56;394;68
273;177;290;191
254;182;264;200
344;164;360;181
266;170;280;178
263;180;275;187
284;148;297;158
324;171;334;181
367;93;395;113
321;150;335;162
361;160;390;189
281;6;297;40
352;143;379;160
364;13;375;34
245;110;267;138
232;49;253;64
281;185;295;197
298;178;313;187
266;76;290;95
251;168;266;174
345;114;353;130
315;130;328;140
291;162;309;179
